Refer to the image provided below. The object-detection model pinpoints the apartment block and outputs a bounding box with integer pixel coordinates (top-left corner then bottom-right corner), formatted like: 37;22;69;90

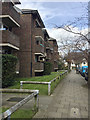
49;38;59;72
18;9;45;77
0;1;21;71
1;0;59;77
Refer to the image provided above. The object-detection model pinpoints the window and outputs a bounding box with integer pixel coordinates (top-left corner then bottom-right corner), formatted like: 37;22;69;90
0;24;8;30
9;27;12;32
35;55;39;62
35;36;44;46
3;25;8;30
36;40;39;45
1;49;11;54
40;41;42;44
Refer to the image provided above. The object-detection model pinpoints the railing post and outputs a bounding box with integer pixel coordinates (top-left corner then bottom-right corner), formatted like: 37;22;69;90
48;82;51;96
20;81;23;89
60;74;61;79
34;91;39;111
7;115;11;120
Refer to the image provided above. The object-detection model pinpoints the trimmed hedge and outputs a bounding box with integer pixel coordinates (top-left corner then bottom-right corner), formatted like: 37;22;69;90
44;62;52;75
1;54;18;88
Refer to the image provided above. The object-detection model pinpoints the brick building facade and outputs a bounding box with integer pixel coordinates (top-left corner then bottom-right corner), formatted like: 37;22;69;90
1;0;60;77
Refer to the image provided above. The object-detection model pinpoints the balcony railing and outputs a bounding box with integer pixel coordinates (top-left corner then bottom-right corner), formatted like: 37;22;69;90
34;62;44;71
1;30;19;49
35;44;44;54
2;2;20;26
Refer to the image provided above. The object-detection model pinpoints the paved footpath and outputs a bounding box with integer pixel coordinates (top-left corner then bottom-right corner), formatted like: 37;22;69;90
34;70;88;118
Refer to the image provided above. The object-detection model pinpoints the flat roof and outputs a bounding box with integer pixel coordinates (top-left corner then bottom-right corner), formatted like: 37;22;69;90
21;9;45;28
1;0;21;5
49;37;56;41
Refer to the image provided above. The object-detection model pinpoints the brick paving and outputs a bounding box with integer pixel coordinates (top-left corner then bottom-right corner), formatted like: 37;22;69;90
34;70;88;118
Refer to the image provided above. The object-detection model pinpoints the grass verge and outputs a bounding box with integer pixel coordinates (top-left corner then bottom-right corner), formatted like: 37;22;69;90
9;71;66;95
1;107;36;119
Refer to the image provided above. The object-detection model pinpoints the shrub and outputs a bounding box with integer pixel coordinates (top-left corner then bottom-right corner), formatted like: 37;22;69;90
58;62;65;70
44;62;52;75
1;54;18;88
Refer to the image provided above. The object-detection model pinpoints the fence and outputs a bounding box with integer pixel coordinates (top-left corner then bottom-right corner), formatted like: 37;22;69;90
0;89;39;120
20;70;68;96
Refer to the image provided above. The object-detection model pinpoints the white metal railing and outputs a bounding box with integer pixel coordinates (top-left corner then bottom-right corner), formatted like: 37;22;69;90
20;70;68;96
0;89;39;120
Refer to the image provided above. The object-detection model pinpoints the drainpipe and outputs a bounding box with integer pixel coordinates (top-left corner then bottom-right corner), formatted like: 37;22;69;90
30;19;33;77
31;33;32;77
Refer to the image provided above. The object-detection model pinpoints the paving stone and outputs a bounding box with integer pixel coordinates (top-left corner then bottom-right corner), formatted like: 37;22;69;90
61;113;68;118
48;106;58;112
47;112;62;118
80;110;88;116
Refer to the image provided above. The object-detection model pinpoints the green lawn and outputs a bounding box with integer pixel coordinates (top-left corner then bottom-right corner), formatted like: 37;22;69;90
9;71;66;95
1;71;67;119
1;107;36;119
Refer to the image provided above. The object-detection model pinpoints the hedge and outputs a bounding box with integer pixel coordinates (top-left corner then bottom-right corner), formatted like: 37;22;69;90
1;54;18;88
44;62;52;75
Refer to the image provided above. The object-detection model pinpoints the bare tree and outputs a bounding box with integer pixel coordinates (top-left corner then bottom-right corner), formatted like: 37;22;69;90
56;2;90;62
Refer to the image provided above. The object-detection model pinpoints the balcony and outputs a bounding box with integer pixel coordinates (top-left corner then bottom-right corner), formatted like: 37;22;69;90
35;44;45;55
46;50;51;60
0;15;20;27
34;63;44;72
35;35;45;55
0;30;19;49
1;2;20;27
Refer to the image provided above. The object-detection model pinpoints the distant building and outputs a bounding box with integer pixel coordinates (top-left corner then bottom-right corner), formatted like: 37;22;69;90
70;60;76;69
80;58;88;67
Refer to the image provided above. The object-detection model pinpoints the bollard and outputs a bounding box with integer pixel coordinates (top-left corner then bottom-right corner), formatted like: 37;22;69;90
48;82;51;96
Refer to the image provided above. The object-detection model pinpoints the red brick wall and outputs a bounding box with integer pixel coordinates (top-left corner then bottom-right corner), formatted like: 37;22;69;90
2;2;20;24
19;14;32;77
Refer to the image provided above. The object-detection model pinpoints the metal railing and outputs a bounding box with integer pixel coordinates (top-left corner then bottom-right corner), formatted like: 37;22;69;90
20;70;68;96
0;89;39;120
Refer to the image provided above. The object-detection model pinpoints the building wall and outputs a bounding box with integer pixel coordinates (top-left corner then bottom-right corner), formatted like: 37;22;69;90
1;2;60;77
2;2;20;25
32;17;45;76
48;40;59;72
80;61;88;67
1;2;20;73
19;14;32;77
19;13;45;77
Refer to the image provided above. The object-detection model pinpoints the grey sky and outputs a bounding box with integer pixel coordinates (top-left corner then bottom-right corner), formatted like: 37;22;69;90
16;1;88;52
17;1;88;29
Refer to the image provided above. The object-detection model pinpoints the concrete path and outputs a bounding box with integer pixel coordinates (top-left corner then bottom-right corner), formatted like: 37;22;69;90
34;70;88;118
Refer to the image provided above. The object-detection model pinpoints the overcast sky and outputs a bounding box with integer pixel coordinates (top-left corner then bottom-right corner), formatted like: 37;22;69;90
17;1;88;28
16;1;88;53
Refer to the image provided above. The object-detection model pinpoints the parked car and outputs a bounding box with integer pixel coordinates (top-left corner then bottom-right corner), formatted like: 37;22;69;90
78;67;82;74
85;68;88;81
81;66;88;77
